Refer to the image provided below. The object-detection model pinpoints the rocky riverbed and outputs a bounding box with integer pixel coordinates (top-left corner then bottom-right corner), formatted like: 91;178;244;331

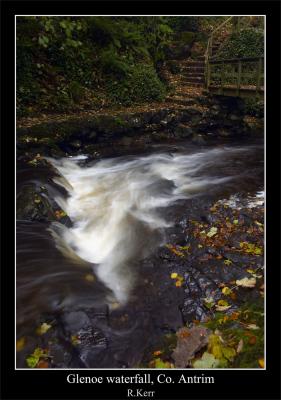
16;134;264;369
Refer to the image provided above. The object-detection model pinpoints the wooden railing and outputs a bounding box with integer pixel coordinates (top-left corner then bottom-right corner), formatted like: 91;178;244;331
204;17;264;98
207;57;264;97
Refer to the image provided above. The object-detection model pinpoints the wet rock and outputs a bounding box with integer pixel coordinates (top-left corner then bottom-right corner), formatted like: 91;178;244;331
70;140;82;149
16;184;56;222
120;136;134;146
192;134;206;145
173;124;194;138
49;342;72;367
217;128;231;137
62;311;91;334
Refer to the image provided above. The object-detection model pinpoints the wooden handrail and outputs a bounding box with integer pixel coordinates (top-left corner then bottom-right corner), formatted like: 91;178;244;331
210;16;233;37
209;56;264;64
204;16;264;95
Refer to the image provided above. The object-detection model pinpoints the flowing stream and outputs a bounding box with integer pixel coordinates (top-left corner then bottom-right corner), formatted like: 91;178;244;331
16;139;264;367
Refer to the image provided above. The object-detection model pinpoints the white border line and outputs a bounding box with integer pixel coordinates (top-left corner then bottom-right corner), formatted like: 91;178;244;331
15;15;266;371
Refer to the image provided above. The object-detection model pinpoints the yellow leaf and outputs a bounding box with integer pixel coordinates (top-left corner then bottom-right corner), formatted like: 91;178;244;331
224;259;232;265
85;274;95;282
175;280;182;287
170;272;178;279
36;323;51;335
71;335;81;345
215;303;231;311
222;287;232;295
237;339;243;353
198;244;203;248
236;277;256;288
245;323;259;330
218;300;229;306
16;337;26;352
258;358;264;368
207;227;218;238
233;219;239;225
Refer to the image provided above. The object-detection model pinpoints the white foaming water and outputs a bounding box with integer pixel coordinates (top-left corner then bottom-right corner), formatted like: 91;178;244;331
48;148;236;305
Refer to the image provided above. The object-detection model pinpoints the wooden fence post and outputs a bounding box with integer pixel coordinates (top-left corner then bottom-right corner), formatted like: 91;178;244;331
256;57;263;93
237;60;242;96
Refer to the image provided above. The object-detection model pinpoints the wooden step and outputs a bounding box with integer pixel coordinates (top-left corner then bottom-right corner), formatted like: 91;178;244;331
185;72;205;78
183;66;205;73
182;60;205;67
165;97;197;106
184;76;205;83
183;81;205;87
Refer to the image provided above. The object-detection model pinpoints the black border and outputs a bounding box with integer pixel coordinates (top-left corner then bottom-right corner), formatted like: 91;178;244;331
1;1;281;400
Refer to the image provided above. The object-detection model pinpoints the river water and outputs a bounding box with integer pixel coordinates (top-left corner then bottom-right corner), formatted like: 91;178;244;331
16;139;264;367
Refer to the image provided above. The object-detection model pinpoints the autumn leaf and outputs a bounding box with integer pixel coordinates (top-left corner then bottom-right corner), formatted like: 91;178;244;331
233;219;239;225
16;337;26;352
224;259;232;266
85;274;95;282
153;350;163;356
244;323;259;330
193;352;220;368
208;334;236;364
237;339;244;353
71;335;81;346
207;227;218;238
37;360;49;368
248;335;257;345
175;280;182;287
36;322;52;335
258;358;265;368
26;348;49;368
170;272;178;279
236;277;256;288
215;299;231;311
204;297;215;309
222;287;232;296
154;358;172;368
172;326;210;368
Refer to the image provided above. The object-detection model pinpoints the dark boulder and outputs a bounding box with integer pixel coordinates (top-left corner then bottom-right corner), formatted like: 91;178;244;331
16;184;56;222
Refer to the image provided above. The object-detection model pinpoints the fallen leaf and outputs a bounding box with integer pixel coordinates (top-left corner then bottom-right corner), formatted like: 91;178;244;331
207;227;218;238
208;334;235;364
193;352;220;368
215;305;231;311
248;336;257;345
16;337;26;352
153;350;163;356
71;335;81;346
85;274;95;282
224;259;232;266
36;322;52;335
204;297;215;309
175;280;182;287
244;323;259;330
258;358;264;368
236;277;256;288
26;348;49;368
217;300;229;306
233;219;239;225
154;358;172;368
222;287;232;295
170;272;178;279
172;326;210;368
237;339;243;353
37;360;49;368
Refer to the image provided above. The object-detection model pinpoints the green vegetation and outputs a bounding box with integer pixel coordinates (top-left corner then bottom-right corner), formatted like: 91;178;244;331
216;28;264;59
17;16;207;117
